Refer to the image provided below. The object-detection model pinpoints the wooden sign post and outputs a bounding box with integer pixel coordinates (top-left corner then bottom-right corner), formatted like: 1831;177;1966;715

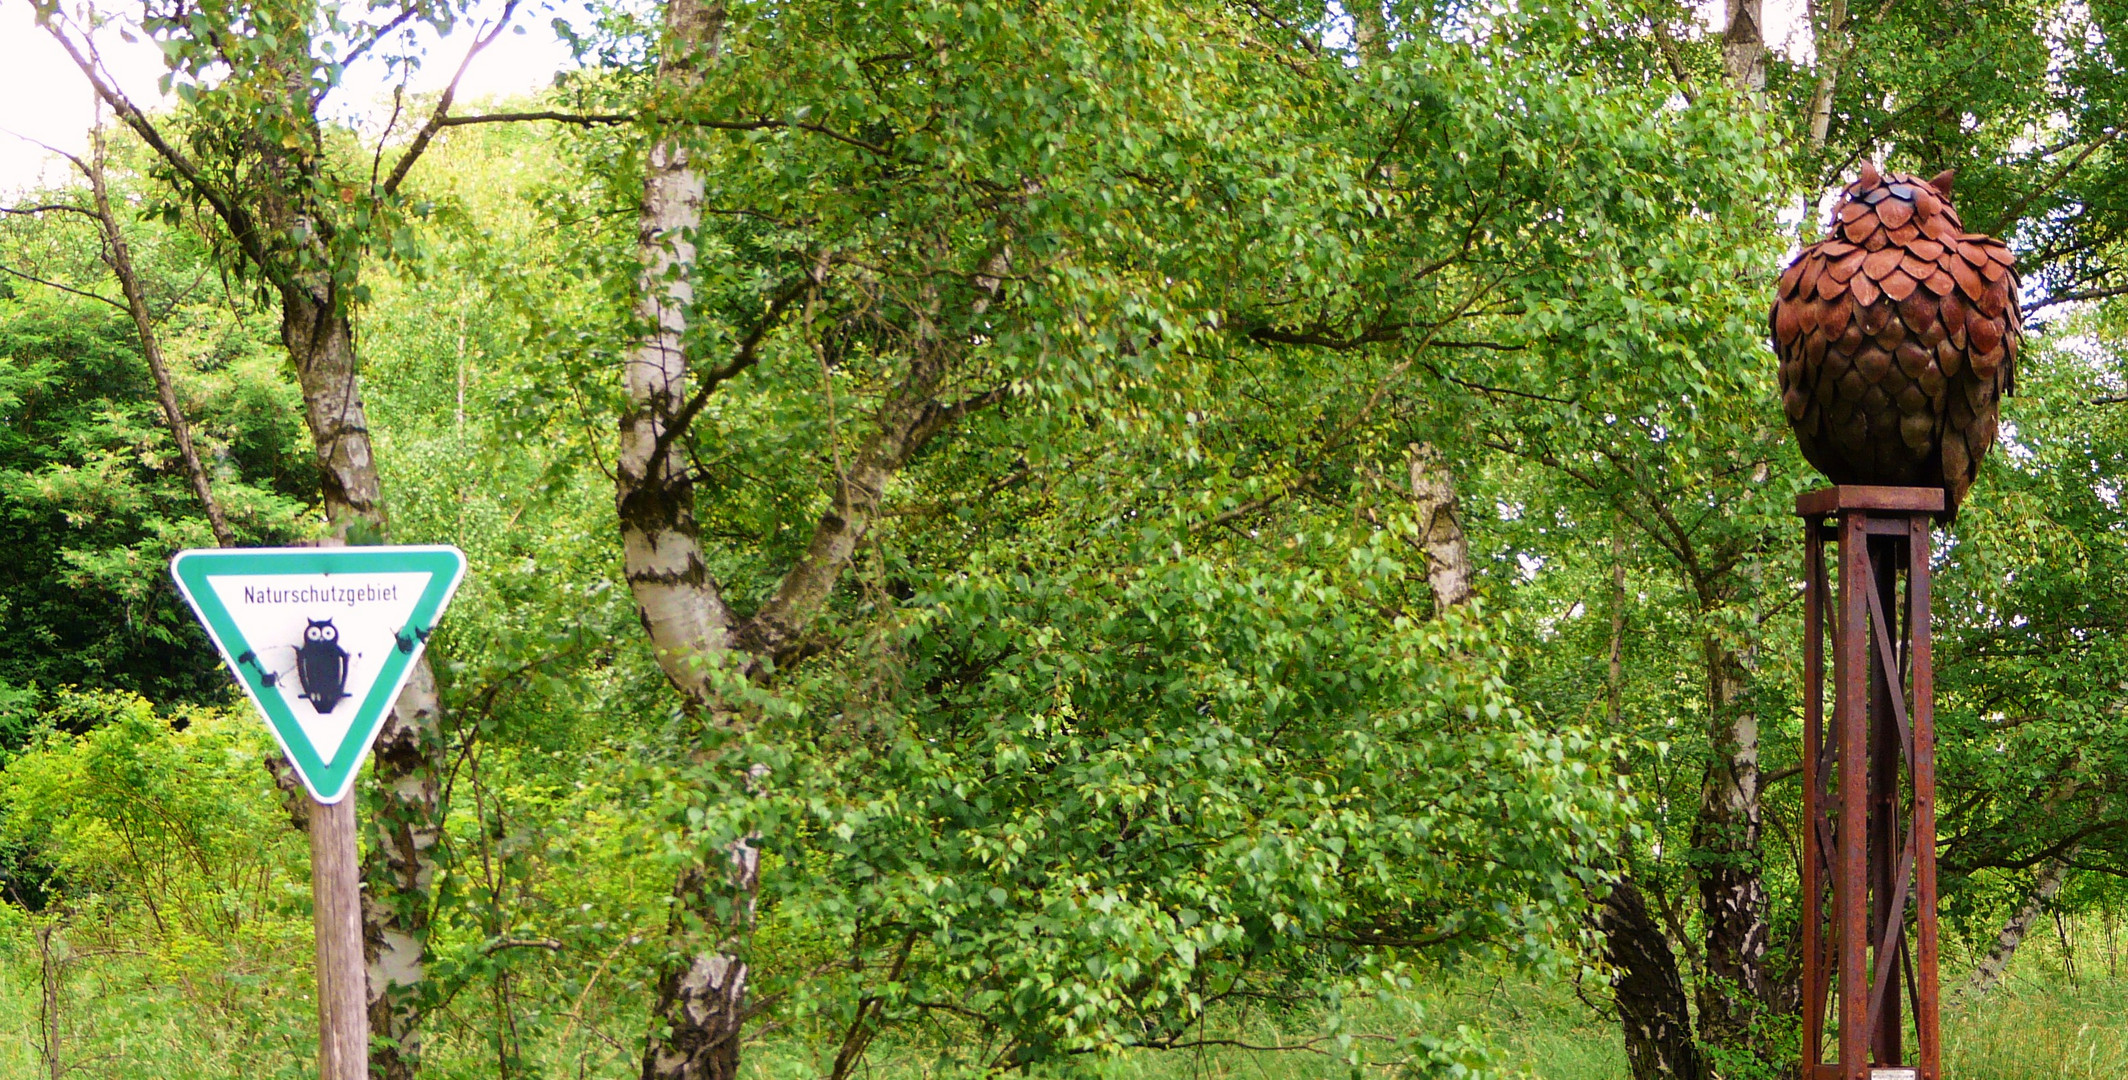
170;545;466;1080
312;797;368;1080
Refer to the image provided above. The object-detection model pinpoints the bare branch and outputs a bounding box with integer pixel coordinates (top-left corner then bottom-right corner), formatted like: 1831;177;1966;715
0;203;101;221
435;111;902;161
438;110;634;128
0;262;127;311
481;937;564;955
1994;125;2122;234
325;3;425;102
2027;284;2128;313
690;117;897;158
381;0;523;195
84;121;237;547
647;273;818;472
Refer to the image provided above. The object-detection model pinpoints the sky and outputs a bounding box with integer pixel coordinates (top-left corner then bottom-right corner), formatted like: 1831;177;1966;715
0;0;579;193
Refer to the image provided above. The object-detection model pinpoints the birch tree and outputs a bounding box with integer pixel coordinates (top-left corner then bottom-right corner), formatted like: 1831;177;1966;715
33;0;533;1072
591;1;1779;1075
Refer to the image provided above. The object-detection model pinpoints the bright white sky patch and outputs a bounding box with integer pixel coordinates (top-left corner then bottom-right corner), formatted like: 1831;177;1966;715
0;1;580;194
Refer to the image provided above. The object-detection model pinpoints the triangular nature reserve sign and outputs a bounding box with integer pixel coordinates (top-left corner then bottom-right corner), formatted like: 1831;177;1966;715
171;546;467;804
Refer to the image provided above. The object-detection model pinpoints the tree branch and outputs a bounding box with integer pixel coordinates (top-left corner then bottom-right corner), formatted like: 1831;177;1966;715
736;247;1012;662
381;0;522;195
1207;277;1503;528
325;3;425;102
433;112;899;162
0;202;100;221
81;121;237;547
2027;284;2128;313
1993;126;2122;234
437;110;634;128
36;17;280;285
647;273;819;473
0;262;126;311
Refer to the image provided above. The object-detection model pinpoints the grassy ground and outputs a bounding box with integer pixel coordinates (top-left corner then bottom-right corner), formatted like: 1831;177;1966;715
1942;974;2128;1079
6;935;2128;1079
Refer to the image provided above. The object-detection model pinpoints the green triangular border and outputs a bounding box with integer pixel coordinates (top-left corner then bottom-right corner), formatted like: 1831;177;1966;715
171;546;466;804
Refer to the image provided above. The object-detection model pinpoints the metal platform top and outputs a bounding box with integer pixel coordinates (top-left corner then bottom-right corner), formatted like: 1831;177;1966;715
1795;485;1947;518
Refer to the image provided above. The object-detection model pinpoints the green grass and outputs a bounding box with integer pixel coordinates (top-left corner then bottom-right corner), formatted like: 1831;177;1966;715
1943;976;2128;1080
742;971;1629;1080
10;932;2128;1080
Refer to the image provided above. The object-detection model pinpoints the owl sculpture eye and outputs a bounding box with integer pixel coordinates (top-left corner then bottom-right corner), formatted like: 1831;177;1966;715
1770;162;2022;516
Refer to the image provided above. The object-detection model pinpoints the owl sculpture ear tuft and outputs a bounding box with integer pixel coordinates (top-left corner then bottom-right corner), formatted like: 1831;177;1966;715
1929;169;1956;196
1860;160;1883;188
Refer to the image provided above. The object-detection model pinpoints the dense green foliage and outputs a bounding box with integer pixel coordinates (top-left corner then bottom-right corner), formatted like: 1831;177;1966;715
0;289;309;705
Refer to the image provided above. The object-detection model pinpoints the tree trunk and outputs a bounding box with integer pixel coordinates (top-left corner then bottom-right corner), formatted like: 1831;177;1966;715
1603;878;1703;1080
85;135;233;548
1608;531;1626;728
1964;849;2077;996
643;843;759;1080
615;7;1021;1074
278;288;442;1080
1408;443;1473;613
1721;0;1767;94
620;4;756;1078
1691;636;1776;1054
617;12;734;701
36;924;67;1080
1804;0;1851;151
363;656;444;1080
44;23;449;1080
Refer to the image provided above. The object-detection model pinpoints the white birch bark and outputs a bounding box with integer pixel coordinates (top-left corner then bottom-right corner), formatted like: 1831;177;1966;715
1966;849;2079;996
618;114;738;702
1407;443;1473;612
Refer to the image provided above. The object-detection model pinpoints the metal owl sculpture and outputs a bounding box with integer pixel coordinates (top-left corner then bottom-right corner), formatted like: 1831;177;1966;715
1772;163;2021;515
295;618;351;714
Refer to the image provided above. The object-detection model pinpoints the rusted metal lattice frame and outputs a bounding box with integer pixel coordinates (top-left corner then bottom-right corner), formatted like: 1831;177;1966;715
1798;485;1942;1080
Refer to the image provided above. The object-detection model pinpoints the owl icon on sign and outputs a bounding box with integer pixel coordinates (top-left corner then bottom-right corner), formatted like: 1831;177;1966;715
295;618;351;713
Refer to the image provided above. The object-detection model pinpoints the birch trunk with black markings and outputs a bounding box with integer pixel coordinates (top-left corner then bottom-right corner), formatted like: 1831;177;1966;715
1407;442;1473;613
616;7;1013;1063
1965;849;2077;996
42;29;458;1076
1691;637;1776;1051
1603;878;1704;1080
274;253;444;1080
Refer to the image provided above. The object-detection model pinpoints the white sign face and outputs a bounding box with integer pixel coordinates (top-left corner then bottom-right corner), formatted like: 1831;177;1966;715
202;571;431;763
171;546;466;804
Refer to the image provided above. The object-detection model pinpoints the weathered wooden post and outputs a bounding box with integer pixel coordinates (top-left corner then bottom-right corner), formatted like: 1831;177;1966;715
312;795;368;1080
1770;162;2024;1079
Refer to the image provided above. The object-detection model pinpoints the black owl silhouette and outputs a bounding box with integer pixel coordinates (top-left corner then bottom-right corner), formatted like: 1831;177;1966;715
295;618;351;713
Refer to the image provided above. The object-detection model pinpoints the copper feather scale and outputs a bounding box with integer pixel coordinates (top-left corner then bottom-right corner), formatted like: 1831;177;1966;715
1772;164;2021;515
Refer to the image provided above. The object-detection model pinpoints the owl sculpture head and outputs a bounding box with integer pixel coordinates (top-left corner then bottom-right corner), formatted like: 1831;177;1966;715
1771;162;2021;516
